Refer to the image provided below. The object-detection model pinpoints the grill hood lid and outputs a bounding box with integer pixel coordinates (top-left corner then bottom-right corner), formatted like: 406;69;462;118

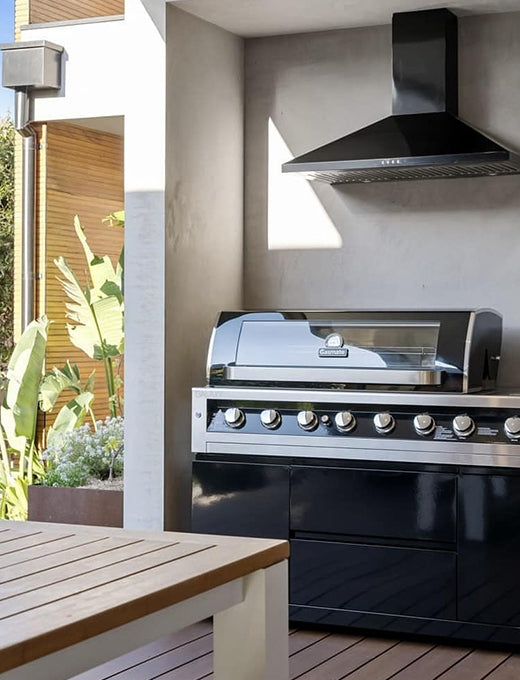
282;9;520;184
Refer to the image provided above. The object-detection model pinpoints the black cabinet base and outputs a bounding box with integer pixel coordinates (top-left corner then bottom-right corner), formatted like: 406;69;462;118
192;456;520;649
290;605;520;649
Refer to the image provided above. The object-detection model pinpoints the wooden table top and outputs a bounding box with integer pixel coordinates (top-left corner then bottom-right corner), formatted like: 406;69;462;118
0;520;289;674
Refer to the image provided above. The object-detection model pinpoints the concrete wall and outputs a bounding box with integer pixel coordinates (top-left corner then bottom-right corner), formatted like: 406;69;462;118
244;12;520;386
22;17;126;121
165;6;244;529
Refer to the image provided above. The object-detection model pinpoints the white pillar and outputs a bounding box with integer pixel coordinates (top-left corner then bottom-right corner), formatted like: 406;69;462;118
123;0;167;529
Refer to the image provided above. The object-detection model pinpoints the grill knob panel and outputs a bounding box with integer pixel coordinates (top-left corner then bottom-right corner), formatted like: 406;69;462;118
453;415;475;437
260;409;281;430
505;416;520;440
414;414;436;436
374;412;395;434
224;407;245;428
335;411;356;432
297;410;318;431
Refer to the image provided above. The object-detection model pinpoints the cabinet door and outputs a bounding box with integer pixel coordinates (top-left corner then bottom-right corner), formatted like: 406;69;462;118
459;473;520;626
291;539;456;619
291;466;456;542
192;460;289;539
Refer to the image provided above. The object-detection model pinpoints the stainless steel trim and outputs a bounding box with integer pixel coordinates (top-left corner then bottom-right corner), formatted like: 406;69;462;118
192;392;209;453
205;326;217;383
200;430;520;458
191;386;520;467
192;386;520;409
225;367;442;386
204;441;520;468
462;311;476;393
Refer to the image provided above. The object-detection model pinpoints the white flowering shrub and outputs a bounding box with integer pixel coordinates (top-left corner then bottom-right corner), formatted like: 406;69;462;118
43;417;124;487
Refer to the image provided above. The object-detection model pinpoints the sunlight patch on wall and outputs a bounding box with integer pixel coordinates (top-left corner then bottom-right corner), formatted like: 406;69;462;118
267;117;342;250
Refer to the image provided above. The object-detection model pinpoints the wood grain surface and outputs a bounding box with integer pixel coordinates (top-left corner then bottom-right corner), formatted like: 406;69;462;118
0;521;288;674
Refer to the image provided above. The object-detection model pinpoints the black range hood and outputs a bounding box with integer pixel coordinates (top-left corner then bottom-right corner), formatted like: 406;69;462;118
282;9;520;184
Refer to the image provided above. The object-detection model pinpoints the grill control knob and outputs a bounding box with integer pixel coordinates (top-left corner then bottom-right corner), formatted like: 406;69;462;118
224;407;245;428
504;416;520;440
374;412;395;434
260;409;281;429
335;411;356;433
297;410;318;431
414;414;436;436
453;415;475;438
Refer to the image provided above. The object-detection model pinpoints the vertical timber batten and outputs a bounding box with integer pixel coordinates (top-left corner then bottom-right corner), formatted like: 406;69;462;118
43;122;124;423
29;0;124;24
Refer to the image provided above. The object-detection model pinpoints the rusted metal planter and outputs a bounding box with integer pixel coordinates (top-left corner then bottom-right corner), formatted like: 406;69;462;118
28;485;123;527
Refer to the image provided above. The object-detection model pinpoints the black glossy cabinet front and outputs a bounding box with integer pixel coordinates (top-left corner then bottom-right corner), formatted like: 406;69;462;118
192;457;520;642
291;466;456;542
192;460;289;539
459;472;520;627
291;539;456;619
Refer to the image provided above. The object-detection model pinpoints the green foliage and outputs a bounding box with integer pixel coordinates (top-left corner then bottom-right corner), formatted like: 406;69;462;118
0;319;96;519
0;116;14;379
40;361;95;412
55;216;124;418
103;210;125;228
0;318;48;519
43;416;124;487
40;361;96;447
1;317;49;454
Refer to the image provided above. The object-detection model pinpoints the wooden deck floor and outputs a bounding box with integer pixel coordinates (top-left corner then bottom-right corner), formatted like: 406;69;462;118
73;620;520;680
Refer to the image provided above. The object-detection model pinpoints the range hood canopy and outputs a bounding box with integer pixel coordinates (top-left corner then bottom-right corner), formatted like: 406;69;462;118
282;9;520;184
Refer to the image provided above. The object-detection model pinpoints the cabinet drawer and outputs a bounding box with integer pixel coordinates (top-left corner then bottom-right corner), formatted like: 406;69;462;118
459;473;520;627
192;461;289;539
291;466;456;542
290;539;456;619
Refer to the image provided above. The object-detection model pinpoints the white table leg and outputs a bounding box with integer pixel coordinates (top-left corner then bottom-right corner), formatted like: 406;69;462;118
213;559;289;680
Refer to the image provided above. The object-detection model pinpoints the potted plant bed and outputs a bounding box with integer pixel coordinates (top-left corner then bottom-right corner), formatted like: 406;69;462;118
28;416;124;527
28;479;123;527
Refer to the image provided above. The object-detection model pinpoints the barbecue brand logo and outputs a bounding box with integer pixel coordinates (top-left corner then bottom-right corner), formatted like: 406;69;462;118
319;333;349;358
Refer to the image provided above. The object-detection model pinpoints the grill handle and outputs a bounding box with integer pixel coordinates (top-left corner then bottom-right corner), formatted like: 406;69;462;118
225;366;443;386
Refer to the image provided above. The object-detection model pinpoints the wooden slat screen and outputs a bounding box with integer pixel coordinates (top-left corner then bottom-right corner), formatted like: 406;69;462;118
15;0;29;39
29;0;124;24
43;122;124;423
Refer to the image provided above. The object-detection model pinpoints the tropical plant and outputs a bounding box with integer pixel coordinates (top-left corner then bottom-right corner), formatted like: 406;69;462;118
104;210;125;229
40;362;96;442
43;416;124;487
55;216;124;418
0;317;96;519
0;318;47;519
0;116;14;380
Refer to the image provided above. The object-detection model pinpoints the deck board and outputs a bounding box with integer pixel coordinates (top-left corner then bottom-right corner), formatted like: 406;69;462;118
483;656;520;680
387;646;473;680
435;649;511;680
342;640;435;680
70;621;520;680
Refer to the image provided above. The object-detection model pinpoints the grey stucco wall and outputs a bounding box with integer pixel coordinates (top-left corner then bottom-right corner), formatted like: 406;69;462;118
244;12;520;386
165;6;244;529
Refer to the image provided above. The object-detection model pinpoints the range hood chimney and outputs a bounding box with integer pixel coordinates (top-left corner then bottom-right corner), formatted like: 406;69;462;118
282;9;520;184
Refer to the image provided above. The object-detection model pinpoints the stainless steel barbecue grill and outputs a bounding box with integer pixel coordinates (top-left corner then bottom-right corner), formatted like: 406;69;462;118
192;309;520;469
191;310;520;646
